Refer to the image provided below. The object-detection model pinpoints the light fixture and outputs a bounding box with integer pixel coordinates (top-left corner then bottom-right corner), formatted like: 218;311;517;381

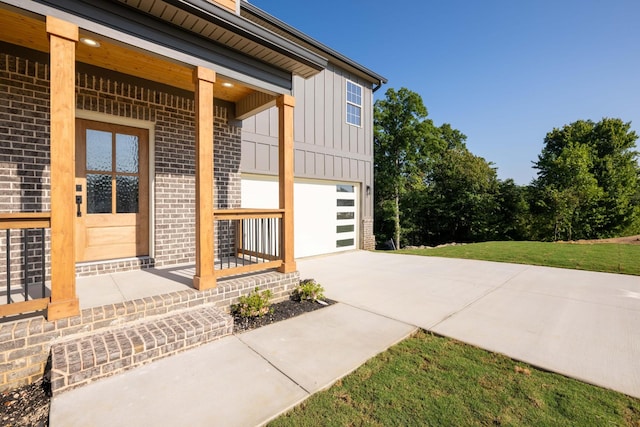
222;82;233;88
366;185;371;196
80;37;101;48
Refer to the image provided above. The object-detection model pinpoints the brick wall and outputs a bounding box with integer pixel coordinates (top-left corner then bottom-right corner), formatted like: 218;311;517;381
1;51;242;281
0;54;50;213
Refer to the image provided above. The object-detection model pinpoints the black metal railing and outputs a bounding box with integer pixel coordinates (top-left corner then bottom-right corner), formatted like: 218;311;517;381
0;213;51;317
213;209;284;277
5;228;47;303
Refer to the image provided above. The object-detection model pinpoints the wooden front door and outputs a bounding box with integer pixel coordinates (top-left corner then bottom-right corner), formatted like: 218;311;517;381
75;119;149;262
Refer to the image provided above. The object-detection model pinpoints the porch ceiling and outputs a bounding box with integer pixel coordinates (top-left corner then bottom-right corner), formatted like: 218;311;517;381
0;6;260;104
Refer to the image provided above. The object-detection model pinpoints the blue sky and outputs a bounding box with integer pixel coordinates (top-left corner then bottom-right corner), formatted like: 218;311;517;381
249;0;640;185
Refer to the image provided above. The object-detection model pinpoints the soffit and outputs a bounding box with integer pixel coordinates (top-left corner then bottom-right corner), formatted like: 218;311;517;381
116;0;324;79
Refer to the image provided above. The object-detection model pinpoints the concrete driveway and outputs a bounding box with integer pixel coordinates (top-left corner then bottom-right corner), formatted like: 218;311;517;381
298;251;640;399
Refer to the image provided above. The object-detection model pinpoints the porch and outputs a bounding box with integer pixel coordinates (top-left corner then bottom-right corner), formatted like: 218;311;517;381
0;204;301;394
0;3;313;321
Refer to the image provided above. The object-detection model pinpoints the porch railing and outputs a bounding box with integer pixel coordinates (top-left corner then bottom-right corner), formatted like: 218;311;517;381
213;209;284;278
0;213;51;317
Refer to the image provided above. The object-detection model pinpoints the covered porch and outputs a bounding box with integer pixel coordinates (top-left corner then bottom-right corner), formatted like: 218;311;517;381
0;1;326;321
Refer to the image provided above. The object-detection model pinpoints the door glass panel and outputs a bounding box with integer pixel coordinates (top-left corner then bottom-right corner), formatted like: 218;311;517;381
336;238;355;247
116;134;139;173
337;212;354;220
86;130;112;171
116;176;139;213
87;174;112;213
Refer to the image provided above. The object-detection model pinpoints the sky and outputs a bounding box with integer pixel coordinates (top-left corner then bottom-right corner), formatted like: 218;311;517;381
249;0;640;185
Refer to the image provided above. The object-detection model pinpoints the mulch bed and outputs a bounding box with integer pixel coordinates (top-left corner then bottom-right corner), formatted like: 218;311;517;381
0;297;334;427
232;297;336;333
0;380;50;427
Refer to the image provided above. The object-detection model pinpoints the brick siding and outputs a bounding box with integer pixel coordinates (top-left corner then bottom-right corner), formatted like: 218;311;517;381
1;51;242;287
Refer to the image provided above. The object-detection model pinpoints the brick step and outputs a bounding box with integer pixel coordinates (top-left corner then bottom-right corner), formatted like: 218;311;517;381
50;304;233;394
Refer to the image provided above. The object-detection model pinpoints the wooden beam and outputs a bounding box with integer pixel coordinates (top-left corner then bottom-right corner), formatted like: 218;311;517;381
193;66;217;291
277;95;297;273
46;16;80;321
0;298;49;318
0;213;51;230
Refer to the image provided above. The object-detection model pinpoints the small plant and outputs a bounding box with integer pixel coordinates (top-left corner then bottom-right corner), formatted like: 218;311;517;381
292;279;325;302
231;287;273;318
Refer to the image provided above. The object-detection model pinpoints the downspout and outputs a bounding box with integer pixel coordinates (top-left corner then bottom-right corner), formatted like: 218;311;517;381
373;81;383;93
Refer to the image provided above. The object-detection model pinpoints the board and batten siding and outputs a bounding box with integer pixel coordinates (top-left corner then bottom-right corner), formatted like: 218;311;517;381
241;65;374;219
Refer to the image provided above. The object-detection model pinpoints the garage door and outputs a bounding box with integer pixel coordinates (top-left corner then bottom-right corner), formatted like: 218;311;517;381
241;176;358;258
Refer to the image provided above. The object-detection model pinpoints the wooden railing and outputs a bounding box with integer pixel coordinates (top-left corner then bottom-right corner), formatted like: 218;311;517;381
0;213;51;318
213;209;284;278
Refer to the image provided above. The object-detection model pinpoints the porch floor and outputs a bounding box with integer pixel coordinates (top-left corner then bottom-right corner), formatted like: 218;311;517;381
77;265;195;309
76;256;274;309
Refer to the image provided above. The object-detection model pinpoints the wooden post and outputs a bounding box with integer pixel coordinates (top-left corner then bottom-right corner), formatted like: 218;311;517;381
277;95;296;273
47;16;80;320
193;66;217;290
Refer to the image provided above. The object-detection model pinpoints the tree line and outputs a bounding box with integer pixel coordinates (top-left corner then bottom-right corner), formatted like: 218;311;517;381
374;88;640;248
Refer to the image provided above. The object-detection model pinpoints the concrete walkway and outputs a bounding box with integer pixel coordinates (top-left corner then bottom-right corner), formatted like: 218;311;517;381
51;251;640;426
49;303;416;426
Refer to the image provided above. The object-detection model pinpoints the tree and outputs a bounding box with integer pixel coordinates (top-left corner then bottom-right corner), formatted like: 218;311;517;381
374;88;440;248
421;147;500;244
494;179;531;241
532;118;640;240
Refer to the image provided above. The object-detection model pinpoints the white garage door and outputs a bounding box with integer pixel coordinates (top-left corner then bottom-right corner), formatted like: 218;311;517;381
241;176;358;258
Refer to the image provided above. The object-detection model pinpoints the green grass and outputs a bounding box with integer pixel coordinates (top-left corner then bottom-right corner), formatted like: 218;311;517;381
398;241;640;276
270;331;640;427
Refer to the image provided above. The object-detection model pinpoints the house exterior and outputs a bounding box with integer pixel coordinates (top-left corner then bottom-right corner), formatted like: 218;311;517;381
0;0;385;391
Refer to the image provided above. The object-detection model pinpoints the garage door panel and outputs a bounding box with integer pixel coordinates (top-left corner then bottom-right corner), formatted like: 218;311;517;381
242;177;358;258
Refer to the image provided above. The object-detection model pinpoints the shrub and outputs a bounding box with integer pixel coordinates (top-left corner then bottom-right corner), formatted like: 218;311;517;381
292;279;325;302
231;287;273;318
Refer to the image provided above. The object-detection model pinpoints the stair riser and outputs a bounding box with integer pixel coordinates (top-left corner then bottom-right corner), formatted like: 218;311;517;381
51;307;232;394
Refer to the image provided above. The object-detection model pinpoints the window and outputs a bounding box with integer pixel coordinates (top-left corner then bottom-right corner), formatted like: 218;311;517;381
337;184;355;193
346;80;362;126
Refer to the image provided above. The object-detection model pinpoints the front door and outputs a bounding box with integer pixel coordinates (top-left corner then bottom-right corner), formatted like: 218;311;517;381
75;119;149;262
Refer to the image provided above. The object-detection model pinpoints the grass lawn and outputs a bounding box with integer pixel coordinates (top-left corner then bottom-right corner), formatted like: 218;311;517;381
270;331;640;427
398;241;640;276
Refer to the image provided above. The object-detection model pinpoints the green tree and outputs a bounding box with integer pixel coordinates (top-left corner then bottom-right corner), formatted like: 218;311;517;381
374;88;440;248
494;179;531;241
422;147;500;244
532;118;640;240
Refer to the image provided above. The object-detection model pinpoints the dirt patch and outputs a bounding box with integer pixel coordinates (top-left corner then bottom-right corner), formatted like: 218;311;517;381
0;297;334;426
563;235;640;245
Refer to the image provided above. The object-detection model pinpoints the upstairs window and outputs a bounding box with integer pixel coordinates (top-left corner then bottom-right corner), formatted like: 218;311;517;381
346;80;362;126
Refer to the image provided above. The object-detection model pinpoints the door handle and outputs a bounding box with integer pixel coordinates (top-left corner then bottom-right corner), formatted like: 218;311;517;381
76;195;82;217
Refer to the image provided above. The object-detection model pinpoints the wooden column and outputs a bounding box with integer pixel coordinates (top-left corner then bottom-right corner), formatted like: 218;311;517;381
277;95;296;273
193;67;217;290
47;17;80;320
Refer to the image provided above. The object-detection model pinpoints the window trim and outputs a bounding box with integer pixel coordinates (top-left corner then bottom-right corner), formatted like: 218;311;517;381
345;80;363;127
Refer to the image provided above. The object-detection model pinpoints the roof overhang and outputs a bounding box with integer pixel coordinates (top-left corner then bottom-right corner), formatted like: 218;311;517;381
3;0;329;92
240;1;387;87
